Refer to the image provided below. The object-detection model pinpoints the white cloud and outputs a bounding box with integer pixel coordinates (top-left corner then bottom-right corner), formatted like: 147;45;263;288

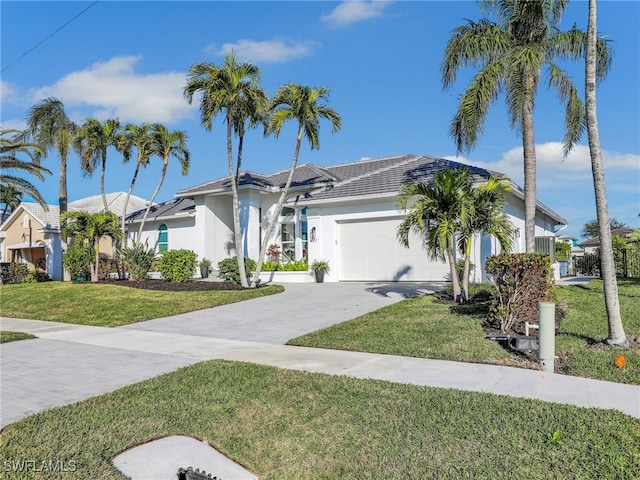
32;56;194;124
1;80;18;103
0;118;27;131
321;1;392;28
446;142;640;187
208;39;320;64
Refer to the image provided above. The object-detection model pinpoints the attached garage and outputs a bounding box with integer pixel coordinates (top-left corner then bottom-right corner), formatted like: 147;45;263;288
337;217;450;282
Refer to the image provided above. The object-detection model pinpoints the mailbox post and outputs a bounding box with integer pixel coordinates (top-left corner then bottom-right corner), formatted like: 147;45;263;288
538;302;556;373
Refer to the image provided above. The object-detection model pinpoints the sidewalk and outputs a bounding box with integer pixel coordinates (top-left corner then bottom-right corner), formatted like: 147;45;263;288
2;316;638;429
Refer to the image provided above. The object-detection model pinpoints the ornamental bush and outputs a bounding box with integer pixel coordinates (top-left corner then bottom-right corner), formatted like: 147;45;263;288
23;270;51;283
118;242;158;281
217;256;256;284
63;243;94;279
0;262;29;284
485;253;554;334
157;249;197;283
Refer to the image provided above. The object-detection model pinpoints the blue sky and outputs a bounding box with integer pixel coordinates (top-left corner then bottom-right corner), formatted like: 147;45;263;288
2;0;639;239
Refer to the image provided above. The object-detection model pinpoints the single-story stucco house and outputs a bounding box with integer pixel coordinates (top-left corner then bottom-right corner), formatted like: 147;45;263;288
0;192;148;280
127;154;567;283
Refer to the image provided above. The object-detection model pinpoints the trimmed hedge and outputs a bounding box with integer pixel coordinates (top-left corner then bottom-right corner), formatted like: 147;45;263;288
485;253;554;334
157;249;197;283
217;257;256;284
0;262;29;284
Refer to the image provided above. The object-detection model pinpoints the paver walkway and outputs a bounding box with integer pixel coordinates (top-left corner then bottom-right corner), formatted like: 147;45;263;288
1;279;638;430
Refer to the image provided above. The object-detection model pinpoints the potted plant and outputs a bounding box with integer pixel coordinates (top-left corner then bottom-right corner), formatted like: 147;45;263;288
310;259;330;283
199;257;212;279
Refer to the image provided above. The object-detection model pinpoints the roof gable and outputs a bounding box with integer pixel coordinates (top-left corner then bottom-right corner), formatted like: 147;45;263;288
1;203;60;231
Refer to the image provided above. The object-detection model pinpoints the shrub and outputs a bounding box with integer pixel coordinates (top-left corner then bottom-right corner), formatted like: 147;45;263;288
555;242;571;261
0;262;29;284
23;270;51;283
98;258;118;280
217;256;256;284
485;253;554;334
157;249;197;283
62;244;94;279
266;244;281;263
261;260;309;272
118;242;159;281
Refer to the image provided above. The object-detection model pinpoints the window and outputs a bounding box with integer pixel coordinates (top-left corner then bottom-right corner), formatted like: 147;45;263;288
278;207;307;262
158;224;168;253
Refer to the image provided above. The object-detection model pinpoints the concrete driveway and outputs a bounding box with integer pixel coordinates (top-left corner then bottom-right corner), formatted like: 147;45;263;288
119;282;443;344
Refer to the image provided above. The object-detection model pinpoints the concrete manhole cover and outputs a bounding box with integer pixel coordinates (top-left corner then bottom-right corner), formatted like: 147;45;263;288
112;435;257;480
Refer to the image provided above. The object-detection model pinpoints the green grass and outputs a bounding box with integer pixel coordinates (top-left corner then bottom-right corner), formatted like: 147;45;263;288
0;331;36;343
556;278;640;384
1;360;638;480
290;279;640;384
0;282;284;327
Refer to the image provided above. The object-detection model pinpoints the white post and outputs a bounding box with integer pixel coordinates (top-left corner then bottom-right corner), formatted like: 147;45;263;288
538;302;556;373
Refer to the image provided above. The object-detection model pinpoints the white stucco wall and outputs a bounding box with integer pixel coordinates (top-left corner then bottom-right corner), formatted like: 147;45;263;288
133;216;196;253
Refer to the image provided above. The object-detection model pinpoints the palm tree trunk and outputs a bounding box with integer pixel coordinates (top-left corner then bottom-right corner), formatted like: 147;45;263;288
122;160;142;249
227;117;249;288
252;126;303;287
522;82;537;253
586;0;628;347
59;156;68;214
100;155;108;211
137;160;168;242
448;248;461;301
461;237;473;303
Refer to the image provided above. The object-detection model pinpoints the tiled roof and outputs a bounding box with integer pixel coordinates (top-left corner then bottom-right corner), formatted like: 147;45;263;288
68;192;149;216
20;203;61;229
126;197;195;222
580;228;635;247
177;164;337;196
304;155;493;202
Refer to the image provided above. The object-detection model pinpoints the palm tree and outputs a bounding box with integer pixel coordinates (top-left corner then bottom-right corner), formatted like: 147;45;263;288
252;84;342;286
585;0;627;348
184;52;266;287
441;0;612;252
74;118;121;211
121;123;154;245
457;175;514;301
25;97;76;214
0;184;22;221
61;210;122;282
0;129;51;210
397;168;474;301
136;124;189;241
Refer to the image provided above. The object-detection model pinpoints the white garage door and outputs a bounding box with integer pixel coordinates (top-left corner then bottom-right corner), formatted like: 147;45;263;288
338;218;450;281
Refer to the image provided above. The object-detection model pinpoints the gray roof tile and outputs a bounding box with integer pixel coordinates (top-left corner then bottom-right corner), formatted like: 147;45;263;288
126;198;195;222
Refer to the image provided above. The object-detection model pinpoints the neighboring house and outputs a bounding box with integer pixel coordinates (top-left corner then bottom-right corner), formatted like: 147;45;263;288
0;192;149;281
580;228;635;254
556;235;585;257
130;154;567;283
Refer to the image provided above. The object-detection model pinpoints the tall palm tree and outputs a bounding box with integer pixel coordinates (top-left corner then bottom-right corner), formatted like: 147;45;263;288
136;124;189;241
251;84;342;286
397;168;474;301
184;52;266;287
441;0;612;252
0;129;51;210
74;118;121;211
585;0;627;348
25;97;75;214
457;175;514;301
61;210;122;282
121;123;154;245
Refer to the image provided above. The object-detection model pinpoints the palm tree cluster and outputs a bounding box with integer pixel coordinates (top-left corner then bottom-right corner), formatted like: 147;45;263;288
185;52;341;287
441;0;612;253
24;98;189;242
397;168;514;302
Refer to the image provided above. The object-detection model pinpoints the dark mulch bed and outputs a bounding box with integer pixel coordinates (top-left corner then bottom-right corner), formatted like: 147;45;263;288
95;279;249;292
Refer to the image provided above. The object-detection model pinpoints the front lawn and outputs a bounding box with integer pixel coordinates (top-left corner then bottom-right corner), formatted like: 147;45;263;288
290;279;640;384
0;331;36;343
1;361;637;480
0;282;284;327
